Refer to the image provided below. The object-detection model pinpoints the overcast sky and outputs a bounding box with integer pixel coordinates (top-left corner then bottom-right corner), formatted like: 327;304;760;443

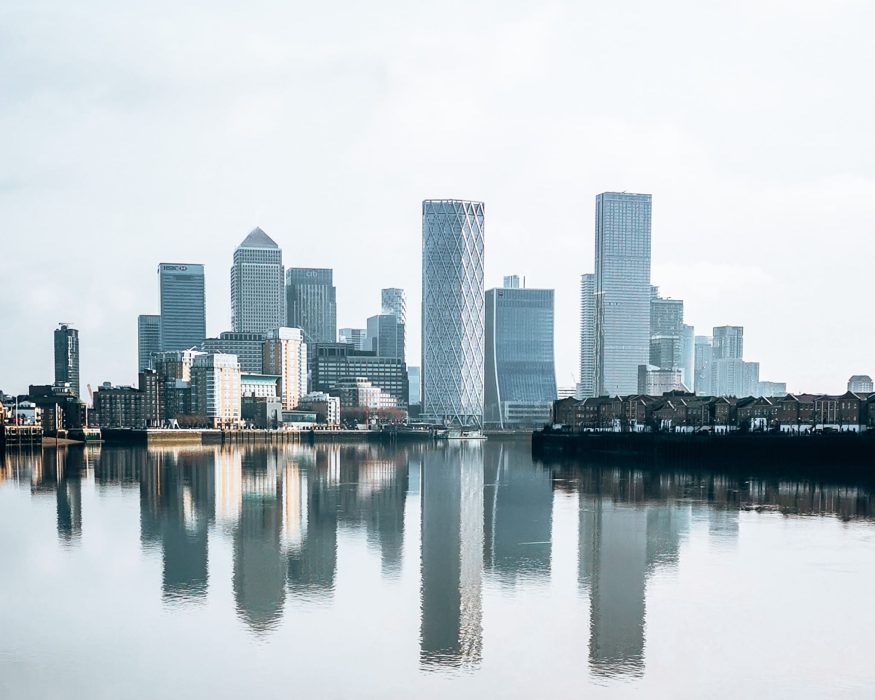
2;0;874;396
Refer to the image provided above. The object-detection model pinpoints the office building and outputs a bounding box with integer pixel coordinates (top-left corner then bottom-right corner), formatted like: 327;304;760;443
848;375;873;393
158;263;206;351
694;336;713;396
310;343;408;407
262;327;307;411
681;325;695;392
381;288;407;324
593;192;652;396
202;331;265;374
230;227;285;334
339;328;369;351
579;273;596;398
54;323;80;399
484;281;557;428
297;392;340;426
712;326;743;360
190;353;241;428
638;365;685;396
330;377;398;410
367;313;405;360
137;314;161;371
407;367;421;406
286;268;336;345
421;199;485;428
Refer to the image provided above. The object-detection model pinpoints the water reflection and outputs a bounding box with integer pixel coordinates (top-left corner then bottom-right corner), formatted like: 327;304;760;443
2;442;874;685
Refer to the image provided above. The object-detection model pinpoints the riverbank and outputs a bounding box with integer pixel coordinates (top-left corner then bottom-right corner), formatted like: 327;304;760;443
100;427;438;446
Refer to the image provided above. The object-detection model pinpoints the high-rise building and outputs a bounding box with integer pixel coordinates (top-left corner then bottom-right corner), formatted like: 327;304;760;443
158;263;206;352
202;331;265;374
694;336;713;395
648;295;692;390
594;192;652;396
712;326;744;360
339;328;368;351
190;353;241;428
137;314;161;372
484;281;557;428
579;273;596;398
407;366;421;406
711;358;759;397
286;268;336;345
230;227;285;334
638;365;685;395
848;375;874;393
681;324;695;392
421;199;485;428
367;314;405;360
262;327;307;411
310;343;408;408
381;288;407;323
54;323;80;398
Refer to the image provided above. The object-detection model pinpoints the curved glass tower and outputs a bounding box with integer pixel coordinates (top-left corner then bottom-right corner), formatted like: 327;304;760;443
421;199;485;428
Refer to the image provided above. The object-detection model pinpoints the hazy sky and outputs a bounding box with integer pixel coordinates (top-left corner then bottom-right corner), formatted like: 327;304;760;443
2;0;874;396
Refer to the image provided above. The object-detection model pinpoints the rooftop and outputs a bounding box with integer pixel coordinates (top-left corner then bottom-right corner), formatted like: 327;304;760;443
238;227;279;249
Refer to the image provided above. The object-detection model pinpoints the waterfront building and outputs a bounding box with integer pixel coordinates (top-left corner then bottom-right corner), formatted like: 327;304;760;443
92;383;144;428
137;314;161;371
579;273;596;398
54;323;80;399
297;392;340;426
339;328;369;351
286;268;336;345
711;358;759;397
152;349;205;420
190;353;241;428
158;263;206;351
262;328;307;411
241;396;283;428
230;228;285;334
593;192;652;396
366;314;405;360
202;331;265;374
407;366;421;406
310;343;408;408
694;336;713;395
484;281;557;429
240;374;280;399
421;199;485;428
138;369;163;427
381;288;407;324
638;365;685;396
848;375;873;393
329;378;398;410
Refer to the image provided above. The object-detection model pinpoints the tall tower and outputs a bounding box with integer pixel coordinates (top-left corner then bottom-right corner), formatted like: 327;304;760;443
381;288;407;323
230;227;285;334
421;199;485;428
137;314;161;371
286;268;337;345
158;263;206;352
54;323;80;398
594;192;652;396
579;273;596;397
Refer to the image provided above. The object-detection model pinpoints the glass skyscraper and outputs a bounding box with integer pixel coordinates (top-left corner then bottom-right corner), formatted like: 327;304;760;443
484;282;557;428
381;288;406;324
158;263;206;352
286;268;337;345
594;192;652;396
230;227;285;334
137;314;161;371
579;273;596;398
421;199;485;429
54;323;80;398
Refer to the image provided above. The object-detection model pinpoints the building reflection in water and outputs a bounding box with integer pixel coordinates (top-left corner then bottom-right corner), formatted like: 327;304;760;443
483;443;553;584
420;443;484;670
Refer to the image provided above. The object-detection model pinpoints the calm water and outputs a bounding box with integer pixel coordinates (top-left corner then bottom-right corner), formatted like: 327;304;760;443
1;442;874;699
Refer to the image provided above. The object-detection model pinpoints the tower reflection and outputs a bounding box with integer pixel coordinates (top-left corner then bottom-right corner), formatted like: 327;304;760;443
420;443;484;669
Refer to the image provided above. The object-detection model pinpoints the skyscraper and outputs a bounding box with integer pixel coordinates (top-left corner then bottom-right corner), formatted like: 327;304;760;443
366;314;405;360
230;227;285;334
137;314;161;372
694;336;713;395
286;268;336;345
158;263;206;352
594;192;652;396
202;331;265;374
484;280;557;428
339;328;369;350
54;323;80;398
579;273;596;398
421;199;485;428
381;288;406;323
712;326;744;360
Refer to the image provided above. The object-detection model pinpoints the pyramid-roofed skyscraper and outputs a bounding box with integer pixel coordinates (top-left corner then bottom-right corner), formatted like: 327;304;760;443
230;227;285;335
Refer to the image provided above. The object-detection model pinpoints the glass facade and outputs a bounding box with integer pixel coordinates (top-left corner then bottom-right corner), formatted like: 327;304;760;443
594;192;652;396
54;323;80;398
712;326;744;360
484;286;557;428
421;200;485;428
310;343;408;408
286;268;337;345
579;273;596;398
230;228;285;335
137;314;161;372
202;332;265;374
381;288;406;324
366;313;405;360
159;263;206;352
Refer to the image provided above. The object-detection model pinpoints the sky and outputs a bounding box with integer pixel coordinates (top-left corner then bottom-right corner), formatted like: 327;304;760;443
2;0;874;396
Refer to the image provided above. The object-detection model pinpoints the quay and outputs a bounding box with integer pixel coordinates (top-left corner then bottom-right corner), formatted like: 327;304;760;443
99;427;439;446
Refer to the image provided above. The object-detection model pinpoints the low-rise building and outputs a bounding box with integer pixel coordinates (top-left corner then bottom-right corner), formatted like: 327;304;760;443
93;384;145;428
191;353;241;428
297;391;340;426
